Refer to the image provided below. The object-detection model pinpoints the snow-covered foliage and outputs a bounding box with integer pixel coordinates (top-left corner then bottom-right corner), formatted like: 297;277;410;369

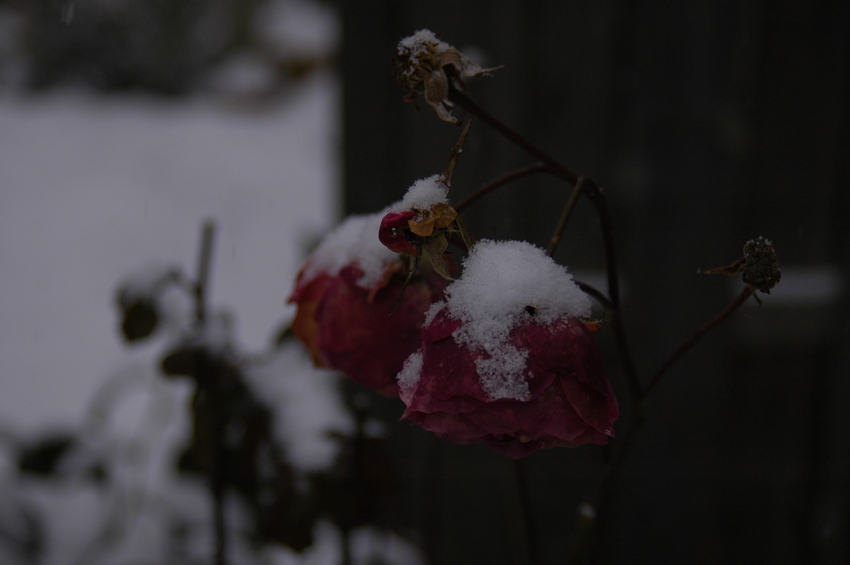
244;343;354;473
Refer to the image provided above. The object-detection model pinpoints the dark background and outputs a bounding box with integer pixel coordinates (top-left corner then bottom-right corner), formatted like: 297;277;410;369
342;1;850;564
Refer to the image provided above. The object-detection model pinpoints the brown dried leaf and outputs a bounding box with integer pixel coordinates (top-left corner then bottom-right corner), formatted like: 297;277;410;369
421;233;452;280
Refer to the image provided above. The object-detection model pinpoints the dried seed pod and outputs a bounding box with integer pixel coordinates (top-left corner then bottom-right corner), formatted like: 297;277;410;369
742;236;781;293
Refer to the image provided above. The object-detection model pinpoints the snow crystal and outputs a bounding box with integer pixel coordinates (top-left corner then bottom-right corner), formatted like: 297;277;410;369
299;212;400;290
387;174;449;212
475;344;531;401
397;29;449;57
446;239;590;400
397;351;423;393
423;299;445;326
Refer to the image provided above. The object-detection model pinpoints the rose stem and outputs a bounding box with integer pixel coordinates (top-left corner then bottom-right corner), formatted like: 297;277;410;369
448;76;761;562
193;220;228;565
585;284;756;562
448;85;641;399
454;163;547;212
645;284;755;396
448;87;577;184
441;119;473;186
546;176;586;257
513;459;540;565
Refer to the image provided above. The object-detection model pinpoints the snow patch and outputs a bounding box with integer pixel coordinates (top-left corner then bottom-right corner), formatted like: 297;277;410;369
387;174;449;212
397;29;449;58
397;351;423;394
243;342;354;473
475;344;531;401
445;239;590;400
299;212;400;290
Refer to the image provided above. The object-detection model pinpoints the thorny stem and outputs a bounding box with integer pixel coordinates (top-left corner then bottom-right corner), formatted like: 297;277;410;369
576;281;613;311
448;88;578;185
195;219;215;323
441;120;472;186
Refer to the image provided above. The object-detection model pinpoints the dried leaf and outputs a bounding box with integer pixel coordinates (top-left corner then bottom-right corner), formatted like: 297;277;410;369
422;233;452;280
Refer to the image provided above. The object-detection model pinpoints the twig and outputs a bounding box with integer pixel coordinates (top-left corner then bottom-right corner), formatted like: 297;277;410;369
546;176;587;257
585;284;756;563
192;220;227;565
454;163;547;212
644;285;755;396
195;219;216;323
441;120;473;186
448;87;578;185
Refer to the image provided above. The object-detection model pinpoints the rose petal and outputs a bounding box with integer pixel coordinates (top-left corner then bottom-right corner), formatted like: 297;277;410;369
379;211;420;255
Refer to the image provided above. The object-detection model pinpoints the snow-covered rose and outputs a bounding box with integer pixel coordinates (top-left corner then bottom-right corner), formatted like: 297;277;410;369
289;213;446;396
396;240;618;458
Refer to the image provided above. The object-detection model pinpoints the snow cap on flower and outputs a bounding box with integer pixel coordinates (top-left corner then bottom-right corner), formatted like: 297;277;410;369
428;239;591;400
398;239;616;459
298;212;401;291
393;29;502;123
388;174;450;212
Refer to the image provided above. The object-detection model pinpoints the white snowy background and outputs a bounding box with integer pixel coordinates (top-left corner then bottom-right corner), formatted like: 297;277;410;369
0;1;424;563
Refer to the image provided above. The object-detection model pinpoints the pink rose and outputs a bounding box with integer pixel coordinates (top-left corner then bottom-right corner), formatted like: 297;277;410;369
396;239;618;458
289;255;446;397
399;307;618;458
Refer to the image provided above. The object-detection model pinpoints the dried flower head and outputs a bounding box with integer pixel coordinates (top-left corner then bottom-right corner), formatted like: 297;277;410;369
741;236;781;293
702;236;781;295
393;29;501;123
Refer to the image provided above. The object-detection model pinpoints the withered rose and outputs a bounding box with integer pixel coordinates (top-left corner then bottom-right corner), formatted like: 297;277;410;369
289;213;446;396
396;240;618;458
393;29;502;123
399;309;617;458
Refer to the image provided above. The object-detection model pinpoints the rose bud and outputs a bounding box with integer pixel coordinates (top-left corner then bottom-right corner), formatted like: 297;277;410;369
397;240;618;458
378;175;473;280
289;212;447;396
